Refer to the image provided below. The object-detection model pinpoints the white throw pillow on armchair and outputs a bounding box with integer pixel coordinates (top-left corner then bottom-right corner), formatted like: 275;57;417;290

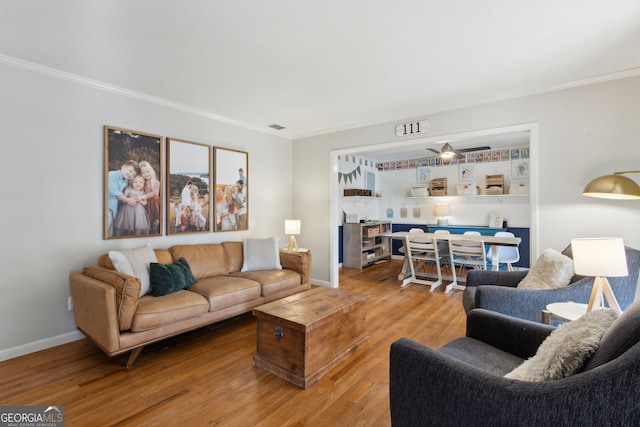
518;248;574;290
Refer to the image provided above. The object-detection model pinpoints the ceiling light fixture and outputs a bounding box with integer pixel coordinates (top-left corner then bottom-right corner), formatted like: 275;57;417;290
582;171;640;200
440;142;456;159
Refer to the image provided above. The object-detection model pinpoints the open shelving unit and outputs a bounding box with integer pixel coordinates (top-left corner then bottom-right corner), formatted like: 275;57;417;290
342;221;392;269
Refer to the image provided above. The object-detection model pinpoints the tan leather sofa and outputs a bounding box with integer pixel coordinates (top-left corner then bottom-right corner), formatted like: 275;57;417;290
69;242;311;367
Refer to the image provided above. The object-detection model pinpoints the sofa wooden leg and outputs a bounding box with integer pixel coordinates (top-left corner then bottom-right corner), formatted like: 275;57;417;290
125;347;144;369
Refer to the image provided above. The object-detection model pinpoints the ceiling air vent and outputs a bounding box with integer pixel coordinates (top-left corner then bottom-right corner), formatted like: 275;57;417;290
268;124;286;130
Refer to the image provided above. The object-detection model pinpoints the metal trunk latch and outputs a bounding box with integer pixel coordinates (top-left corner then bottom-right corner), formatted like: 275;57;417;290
274;326;284;340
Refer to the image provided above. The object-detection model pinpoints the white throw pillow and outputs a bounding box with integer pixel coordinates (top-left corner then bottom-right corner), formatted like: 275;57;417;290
505;308;618;381
108;244;158;296
518;248;574;289
241;237;282;272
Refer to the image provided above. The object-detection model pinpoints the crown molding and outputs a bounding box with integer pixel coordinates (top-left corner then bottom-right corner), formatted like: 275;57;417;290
0;54;291;140
292;67;640;140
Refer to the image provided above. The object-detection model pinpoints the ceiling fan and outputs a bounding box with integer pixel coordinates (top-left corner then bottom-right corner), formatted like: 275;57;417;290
427;142;491;159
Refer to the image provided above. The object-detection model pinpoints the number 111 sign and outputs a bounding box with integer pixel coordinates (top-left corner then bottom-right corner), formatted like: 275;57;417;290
395;119;430;137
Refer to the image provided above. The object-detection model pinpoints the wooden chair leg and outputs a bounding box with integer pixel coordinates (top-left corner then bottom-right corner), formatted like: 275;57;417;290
126;347;144;369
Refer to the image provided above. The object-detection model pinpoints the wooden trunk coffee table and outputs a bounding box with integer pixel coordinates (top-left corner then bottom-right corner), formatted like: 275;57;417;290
252;286;370;389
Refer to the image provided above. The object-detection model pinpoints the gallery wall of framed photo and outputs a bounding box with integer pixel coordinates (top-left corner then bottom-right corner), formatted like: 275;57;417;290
103;125;248;240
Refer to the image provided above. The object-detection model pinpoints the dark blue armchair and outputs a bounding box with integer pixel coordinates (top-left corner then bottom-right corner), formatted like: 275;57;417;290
462;246;640;322
390;303;640;426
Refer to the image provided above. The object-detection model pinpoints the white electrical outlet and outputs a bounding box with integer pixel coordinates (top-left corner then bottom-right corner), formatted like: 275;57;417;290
68;297;73;311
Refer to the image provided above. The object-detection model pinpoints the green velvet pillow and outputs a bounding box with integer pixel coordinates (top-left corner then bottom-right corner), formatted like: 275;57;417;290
149;257;196;296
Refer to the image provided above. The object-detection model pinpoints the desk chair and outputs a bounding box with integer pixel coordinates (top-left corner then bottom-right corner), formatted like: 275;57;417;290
447;235;487;293
486;231;520;270
402;235;443;291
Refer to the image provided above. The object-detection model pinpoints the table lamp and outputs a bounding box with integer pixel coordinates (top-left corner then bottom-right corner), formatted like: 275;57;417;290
570;237;627;313
285;219;301;252
434;204;451;226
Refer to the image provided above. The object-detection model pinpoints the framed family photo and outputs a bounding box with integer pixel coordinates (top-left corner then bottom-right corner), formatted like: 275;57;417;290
104;125;163;239
166;138;212;235
213;147;248;232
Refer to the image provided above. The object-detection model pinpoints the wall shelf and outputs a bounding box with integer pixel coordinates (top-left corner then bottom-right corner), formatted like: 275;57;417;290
406;195;528;200
342;196;383;204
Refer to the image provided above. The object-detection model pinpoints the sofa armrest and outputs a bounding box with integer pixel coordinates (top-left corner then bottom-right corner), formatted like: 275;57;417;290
279;250;311;285
69;271;122;354
465;309;554;359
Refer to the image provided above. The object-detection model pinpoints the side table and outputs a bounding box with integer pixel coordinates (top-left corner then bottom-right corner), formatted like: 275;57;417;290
541;302;588;324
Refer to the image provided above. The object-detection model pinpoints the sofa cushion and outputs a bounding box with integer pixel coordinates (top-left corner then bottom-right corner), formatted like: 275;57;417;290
188;276;261;311
518;248;574;290
231;269;301;297
108;244;158;296
222;241;244;273
154;249;173;265
241;237;282;272
505;308;618;381
130;290;209;332
170;244;229;280
83;266;140;331
149;258;197;297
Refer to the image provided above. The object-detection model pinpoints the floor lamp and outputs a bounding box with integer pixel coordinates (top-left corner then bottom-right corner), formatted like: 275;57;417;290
570;237;628;313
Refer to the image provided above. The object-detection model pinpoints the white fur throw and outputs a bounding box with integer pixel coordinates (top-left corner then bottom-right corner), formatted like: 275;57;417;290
505;308;618;381
518;248;574;289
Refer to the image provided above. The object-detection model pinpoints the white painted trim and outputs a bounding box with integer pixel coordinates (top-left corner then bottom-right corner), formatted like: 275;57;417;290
310;279;332;287
0;331;85;363
0;54;290;140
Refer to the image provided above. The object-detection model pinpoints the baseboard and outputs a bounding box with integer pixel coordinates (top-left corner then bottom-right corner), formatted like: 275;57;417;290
0;330;85;362
310;278;332;287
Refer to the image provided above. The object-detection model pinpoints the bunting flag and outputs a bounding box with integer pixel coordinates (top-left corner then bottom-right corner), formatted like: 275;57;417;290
338;165;361;184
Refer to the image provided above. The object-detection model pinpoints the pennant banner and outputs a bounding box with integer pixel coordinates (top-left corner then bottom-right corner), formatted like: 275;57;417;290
339;165;361;184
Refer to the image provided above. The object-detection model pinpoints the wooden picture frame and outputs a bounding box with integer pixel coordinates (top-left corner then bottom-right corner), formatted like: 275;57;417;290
104;126;163;239
213;147;248;232
166;138;212;234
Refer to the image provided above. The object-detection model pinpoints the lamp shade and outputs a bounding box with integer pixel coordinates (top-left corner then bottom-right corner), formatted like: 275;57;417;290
284;219;301;235
571;237;628;277
433;204;451;217
582;174;640;200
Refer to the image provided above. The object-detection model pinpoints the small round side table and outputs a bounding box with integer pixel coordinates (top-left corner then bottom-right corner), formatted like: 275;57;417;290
541;302;588;324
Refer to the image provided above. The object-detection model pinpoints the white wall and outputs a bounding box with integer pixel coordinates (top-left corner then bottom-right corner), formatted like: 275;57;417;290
0;62;293;360
294;76;640;284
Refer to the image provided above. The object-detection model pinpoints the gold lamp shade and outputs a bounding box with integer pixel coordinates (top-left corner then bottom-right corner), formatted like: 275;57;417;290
583;171;640;200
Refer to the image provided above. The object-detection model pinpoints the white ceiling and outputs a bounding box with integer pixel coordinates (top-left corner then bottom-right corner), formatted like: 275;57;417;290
1;1;640;140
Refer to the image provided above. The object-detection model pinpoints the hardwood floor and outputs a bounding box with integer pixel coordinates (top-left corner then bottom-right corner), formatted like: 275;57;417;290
0;260;467;426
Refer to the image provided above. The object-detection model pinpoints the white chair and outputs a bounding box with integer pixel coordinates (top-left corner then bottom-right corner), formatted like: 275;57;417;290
401;235;443;291
486;231;520;271
398;228;425;254
446;235;487;293
433;229;451;266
